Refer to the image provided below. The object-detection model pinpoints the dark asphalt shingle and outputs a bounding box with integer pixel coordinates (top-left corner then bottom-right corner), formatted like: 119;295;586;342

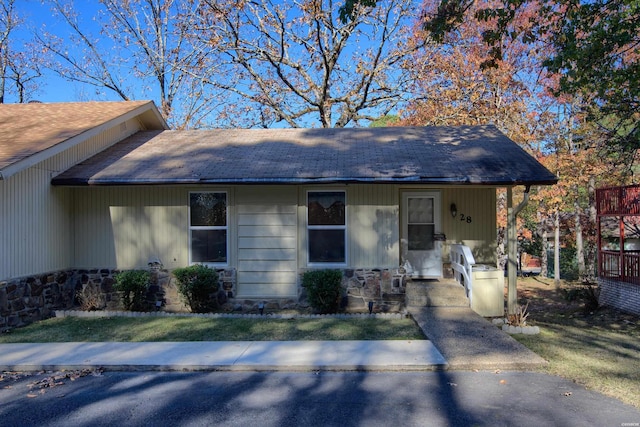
52;125;557;186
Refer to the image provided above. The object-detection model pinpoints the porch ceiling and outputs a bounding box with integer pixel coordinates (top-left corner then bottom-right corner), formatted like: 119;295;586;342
52;125;558;186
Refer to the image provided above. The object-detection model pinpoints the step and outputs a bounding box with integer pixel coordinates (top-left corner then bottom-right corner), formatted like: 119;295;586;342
406;279;469;307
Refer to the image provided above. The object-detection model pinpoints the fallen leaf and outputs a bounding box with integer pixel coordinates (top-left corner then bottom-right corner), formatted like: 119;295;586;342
500;380;507;385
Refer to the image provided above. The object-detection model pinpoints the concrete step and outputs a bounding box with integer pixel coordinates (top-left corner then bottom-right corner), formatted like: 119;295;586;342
406;279;469;307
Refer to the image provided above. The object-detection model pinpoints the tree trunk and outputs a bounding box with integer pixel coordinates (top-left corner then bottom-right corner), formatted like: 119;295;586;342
541;217;548;278
575;200;586;281
555;210;561;289
587;176;597;280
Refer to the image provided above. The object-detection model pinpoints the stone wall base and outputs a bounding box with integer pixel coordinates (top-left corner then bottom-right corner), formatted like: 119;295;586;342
297;267;408;314
1;267;237;331
1;266;410;330
598;278;640;316
1;271;78;331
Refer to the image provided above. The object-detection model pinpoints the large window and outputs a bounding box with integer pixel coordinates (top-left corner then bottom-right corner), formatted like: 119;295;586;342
189;192;227;264
308;191;346;264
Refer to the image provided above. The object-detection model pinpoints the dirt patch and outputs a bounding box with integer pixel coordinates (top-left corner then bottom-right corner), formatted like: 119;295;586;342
515;276;639;332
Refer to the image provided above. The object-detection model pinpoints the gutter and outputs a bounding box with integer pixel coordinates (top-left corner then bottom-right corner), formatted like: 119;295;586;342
507;184;531;315
514;184;531;216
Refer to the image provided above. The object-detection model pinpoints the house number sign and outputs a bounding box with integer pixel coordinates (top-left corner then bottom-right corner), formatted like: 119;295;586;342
458;213;472;223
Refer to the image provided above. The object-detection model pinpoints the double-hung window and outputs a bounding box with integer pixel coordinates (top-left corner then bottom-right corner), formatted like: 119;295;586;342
307;191;346;264
189;192;227;264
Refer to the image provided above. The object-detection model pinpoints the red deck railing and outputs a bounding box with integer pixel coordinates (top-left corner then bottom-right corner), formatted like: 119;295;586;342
599;250;640;285
597;184;640;286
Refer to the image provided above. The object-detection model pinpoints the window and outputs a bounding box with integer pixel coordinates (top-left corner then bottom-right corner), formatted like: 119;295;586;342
189;192;227;264
407;197;435;251
307;191;346;264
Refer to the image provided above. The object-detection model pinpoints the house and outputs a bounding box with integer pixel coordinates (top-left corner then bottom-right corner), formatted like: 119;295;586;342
1;101;556;327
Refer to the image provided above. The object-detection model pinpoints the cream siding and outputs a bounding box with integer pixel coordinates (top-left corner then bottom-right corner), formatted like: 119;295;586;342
348;184;400;268
0;119;142;281
442;187;497;264
72;187;189;270
236;186;298;298
66;183;499;299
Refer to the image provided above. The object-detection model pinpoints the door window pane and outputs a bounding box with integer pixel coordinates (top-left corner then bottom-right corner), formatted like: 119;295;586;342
408;198;433;224
408;224;434;250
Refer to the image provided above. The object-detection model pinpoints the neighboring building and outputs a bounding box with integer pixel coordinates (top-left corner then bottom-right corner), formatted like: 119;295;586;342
597;184;640;315
1;101;556;326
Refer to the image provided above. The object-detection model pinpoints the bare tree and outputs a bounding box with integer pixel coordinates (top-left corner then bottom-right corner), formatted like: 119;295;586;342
0;0;42;103
37;0;221;128
196;0;422;128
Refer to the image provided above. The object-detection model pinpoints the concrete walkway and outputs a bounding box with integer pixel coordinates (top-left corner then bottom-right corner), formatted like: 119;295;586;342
409;307;547;370
0;307;546;372
0;340;445;372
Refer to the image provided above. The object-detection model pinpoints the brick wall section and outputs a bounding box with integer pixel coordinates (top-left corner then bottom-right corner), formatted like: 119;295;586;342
598;278;640;316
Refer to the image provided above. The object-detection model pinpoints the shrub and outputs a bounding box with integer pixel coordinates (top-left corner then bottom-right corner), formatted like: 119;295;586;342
581;282;601;313
76;283;106;311
173;265;219;313
302;269;343;314
114;270;150;311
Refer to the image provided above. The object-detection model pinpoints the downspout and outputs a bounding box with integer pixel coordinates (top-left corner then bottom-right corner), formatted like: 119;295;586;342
507;185;530;315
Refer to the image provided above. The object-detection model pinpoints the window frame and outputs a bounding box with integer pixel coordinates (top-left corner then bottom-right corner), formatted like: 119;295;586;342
307;189;347;266
188;191;229;266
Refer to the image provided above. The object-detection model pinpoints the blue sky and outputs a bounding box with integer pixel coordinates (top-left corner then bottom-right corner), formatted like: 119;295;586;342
12;1;129;103
7;1;416;128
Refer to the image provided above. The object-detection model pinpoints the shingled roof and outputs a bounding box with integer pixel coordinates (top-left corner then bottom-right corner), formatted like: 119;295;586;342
52;125;557;186
0;101;167;180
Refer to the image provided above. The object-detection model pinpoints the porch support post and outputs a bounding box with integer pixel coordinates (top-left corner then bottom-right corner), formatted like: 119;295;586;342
507;188;518;315
507;185;531;315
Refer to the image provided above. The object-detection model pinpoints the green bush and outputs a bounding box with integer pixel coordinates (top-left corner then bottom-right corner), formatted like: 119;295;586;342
114;270;150;311
302;269;343;314
173;265;219;313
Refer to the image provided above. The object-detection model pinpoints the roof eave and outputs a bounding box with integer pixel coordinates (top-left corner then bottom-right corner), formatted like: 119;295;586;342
1;101;167;181
51;176;560;186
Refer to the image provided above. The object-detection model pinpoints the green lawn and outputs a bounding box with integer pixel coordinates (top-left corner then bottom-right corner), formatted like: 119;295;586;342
0;316;426;343
513;277;640;409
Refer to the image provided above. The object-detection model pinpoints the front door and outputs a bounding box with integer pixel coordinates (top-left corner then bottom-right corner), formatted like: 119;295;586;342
402;191;443;278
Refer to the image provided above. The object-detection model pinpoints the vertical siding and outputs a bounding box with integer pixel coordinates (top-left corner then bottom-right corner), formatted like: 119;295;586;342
0;167;72;280
442;187;497;263
0;118;143;281
236;186;297;297
72;186;189;270
348;184;400;268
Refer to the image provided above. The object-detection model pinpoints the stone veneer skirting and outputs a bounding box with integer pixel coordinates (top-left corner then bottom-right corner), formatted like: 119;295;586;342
0;267;237;331
598;277;640;316
1;266;409;331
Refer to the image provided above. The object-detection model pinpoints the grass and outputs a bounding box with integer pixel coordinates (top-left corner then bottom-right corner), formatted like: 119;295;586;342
511;276;640;409
2;277;638;409
0;316;425;343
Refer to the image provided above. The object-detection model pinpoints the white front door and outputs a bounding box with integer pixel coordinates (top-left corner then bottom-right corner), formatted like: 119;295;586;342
402;191;443;278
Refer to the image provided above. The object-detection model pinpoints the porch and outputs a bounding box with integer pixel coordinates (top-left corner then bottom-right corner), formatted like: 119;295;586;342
596;184;640;315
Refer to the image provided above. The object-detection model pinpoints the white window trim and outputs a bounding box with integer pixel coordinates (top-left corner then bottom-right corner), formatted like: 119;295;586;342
188;191;229;267
307;189;348;266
